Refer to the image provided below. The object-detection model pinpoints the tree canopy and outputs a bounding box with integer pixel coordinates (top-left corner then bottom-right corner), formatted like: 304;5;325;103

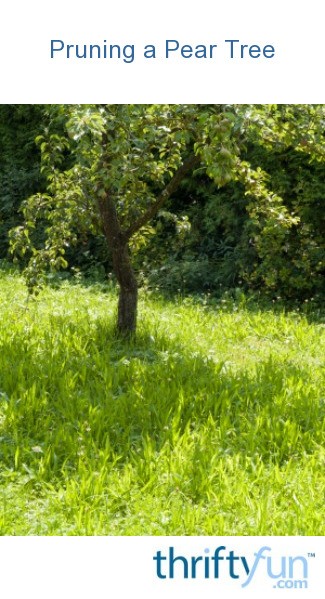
4;104;325;333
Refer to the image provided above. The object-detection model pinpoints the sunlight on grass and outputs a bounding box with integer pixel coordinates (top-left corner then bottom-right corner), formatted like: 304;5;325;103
0;272;324;535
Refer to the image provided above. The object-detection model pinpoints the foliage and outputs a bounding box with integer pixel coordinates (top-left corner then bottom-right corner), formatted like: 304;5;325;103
0;105;46;258
3;104;325;310
0;274;324;534
140;136;324;299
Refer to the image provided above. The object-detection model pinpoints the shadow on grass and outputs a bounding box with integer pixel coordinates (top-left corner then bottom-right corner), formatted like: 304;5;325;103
0;311;323;480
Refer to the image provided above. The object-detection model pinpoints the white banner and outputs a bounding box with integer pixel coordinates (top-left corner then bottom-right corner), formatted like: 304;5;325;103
0;0;324;102
0;537;323;598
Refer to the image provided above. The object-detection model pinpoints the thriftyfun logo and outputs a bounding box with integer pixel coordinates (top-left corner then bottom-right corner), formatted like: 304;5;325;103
153;546;310;589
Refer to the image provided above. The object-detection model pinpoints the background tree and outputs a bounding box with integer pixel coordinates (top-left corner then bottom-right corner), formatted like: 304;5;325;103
9;104;324;334
0;105;46;258
147;137;324;299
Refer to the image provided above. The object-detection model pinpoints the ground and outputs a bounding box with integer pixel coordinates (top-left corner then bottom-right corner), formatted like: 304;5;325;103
0;271;324;534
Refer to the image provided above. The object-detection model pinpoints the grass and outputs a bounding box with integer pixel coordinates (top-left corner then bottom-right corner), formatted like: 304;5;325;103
0;270;324;535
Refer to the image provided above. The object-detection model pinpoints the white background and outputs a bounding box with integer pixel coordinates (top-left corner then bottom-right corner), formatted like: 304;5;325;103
0;536;323;598
0;0;324;102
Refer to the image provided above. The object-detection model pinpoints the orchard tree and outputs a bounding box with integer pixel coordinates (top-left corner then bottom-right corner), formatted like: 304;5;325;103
10;104;324;335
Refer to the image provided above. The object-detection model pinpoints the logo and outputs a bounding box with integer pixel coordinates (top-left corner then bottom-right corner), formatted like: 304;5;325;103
153;545;311;589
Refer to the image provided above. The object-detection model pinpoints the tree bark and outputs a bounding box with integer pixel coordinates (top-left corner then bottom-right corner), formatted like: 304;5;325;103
114;242;138;335
97;193;138;336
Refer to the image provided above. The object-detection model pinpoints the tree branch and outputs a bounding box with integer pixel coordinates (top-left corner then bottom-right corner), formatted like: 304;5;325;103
124;153;200;240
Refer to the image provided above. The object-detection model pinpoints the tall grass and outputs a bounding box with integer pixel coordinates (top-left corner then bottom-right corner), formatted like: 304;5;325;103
0;271;324;535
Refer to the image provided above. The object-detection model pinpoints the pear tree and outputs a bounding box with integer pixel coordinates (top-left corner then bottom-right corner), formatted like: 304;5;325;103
10;104;324;335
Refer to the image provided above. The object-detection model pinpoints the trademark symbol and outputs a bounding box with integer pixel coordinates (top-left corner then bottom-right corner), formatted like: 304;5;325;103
308;552;315;558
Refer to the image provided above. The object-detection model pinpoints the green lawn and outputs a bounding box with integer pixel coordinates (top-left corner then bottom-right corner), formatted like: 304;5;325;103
0;271;324;535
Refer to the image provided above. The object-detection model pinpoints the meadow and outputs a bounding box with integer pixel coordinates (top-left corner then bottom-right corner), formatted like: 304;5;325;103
0;269;324;535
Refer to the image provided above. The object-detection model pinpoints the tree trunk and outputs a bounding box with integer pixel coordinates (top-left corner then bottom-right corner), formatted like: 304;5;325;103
114;241;138;336
97;193;138;336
